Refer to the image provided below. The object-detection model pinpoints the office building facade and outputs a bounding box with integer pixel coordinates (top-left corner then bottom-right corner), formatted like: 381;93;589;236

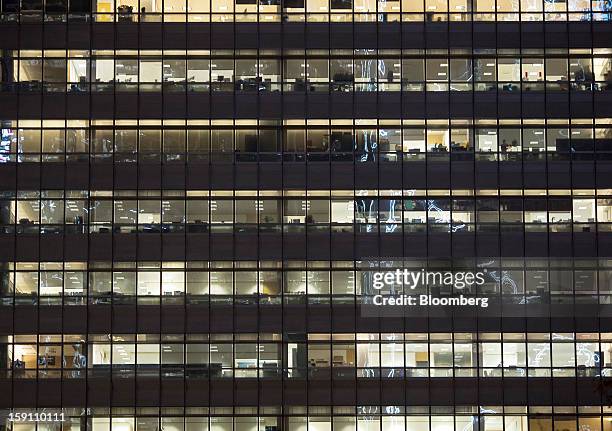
2;1;612;430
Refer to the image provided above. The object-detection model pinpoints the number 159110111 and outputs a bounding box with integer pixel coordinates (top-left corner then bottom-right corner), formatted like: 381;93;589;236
8;412;65;422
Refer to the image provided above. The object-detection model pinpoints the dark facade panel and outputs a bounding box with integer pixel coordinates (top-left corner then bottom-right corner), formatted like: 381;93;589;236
1;89;608;120
1;21;611;50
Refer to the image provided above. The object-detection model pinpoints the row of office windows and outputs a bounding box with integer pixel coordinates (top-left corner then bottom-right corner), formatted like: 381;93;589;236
3;193;612;233
4;188;609;195
9;49;609;55
2;332;612;378
3;0;612;23
1;405;608;412
1;259;612;299
2;122;612;162
2;409;611;431
6;53;612;93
